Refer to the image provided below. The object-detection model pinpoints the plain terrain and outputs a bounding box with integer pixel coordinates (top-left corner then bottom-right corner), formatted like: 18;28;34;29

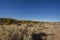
0;18;60;40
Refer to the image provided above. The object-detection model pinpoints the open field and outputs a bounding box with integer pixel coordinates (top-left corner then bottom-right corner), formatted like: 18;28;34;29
0;18;60;40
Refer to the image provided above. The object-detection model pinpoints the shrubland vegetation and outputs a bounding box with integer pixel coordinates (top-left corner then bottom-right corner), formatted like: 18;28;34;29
0;18;59;40
0;18;42;25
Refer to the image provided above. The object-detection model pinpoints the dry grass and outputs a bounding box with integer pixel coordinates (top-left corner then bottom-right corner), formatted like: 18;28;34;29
0;18;60;40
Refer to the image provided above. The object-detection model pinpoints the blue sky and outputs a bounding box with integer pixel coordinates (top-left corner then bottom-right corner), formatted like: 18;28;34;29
0;0;60;22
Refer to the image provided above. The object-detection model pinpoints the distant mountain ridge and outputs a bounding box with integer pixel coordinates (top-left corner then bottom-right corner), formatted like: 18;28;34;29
0;18;60;25
0;18;44;25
